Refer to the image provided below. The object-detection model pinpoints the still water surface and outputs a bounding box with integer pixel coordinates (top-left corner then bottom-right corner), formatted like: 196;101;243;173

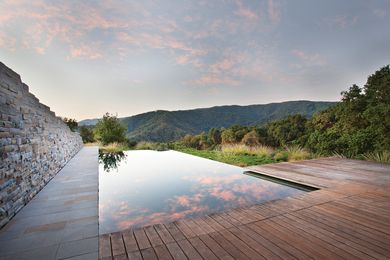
99;150;304;234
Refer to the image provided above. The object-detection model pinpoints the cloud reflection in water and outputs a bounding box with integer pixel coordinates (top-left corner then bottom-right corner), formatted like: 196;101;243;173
99;150;304;234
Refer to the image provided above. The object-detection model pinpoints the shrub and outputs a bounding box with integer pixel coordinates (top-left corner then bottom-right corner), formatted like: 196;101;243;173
63;117;78;132
79;126;95;143
241;130;260;146
94;113;127;145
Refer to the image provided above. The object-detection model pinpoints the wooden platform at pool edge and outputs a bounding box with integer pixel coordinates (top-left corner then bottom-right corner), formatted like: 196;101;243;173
99;157;390;260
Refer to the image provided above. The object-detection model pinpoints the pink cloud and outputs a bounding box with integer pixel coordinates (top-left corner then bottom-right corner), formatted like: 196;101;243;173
291;49;326;66
70;44;103;59
235;0;259;21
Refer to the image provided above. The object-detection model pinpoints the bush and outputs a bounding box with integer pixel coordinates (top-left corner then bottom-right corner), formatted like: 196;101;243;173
94;113;127;145
63;117;78;132
241;130;260;146
79;126;95;143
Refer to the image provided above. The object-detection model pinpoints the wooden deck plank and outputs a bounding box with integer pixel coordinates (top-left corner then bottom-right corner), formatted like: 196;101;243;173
283;214;374;260
306;207;390;252
270;216;353;259
251;221;310;259
208;231;251;260
237;224;293;259
141;247;158;260
198;233;234;260
154;224;175;244
144;225;164;247
133;228;152;250
173;220;196;239
177;239;202;260
228;226;281;259
165;242;188;260
122;230;139;253
111;232;126;257
164;222;186;242
292;210;385;259
188;236;219;260
153;244;173;260
99;234;112;259
127;251;143;260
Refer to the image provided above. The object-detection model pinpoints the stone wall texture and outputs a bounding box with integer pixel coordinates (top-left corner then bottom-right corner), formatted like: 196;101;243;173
0;62;83;228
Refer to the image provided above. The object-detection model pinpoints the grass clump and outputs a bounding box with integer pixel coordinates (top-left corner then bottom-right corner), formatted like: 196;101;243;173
285;145;312;161
99;142;129;153
220;144;274;157
362;151;390;164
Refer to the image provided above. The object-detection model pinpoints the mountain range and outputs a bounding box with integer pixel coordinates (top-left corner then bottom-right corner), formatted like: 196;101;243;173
79;100;336;142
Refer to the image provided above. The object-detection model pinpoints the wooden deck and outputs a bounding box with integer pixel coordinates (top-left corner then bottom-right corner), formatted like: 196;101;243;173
98;157;390;260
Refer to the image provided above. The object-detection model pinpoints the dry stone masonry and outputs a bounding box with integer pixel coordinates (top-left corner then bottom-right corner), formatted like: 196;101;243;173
0;62;83;228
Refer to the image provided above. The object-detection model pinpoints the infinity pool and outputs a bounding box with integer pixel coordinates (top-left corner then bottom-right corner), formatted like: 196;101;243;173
99;150;306;234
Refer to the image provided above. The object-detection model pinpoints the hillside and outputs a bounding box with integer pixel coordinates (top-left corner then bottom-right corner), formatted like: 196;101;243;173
79;100;336;142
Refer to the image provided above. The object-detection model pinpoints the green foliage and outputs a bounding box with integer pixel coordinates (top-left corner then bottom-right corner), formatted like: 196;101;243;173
241;130;260;146
63;117;78;132
306;65;390;156
79;126;95;143
208;128;222;146
94;113;127;145
266;114;307;146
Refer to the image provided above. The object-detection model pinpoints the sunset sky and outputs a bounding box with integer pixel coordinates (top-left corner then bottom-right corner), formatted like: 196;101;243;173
0;0;389;120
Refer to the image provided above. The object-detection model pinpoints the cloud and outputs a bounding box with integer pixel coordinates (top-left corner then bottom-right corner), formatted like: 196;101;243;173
291;49;326;66
70;44;103;59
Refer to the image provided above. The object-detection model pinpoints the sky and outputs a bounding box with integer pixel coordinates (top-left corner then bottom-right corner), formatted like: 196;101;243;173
0;0;389;120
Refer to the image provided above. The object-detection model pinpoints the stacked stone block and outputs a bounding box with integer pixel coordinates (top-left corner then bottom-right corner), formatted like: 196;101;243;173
0;62;83;228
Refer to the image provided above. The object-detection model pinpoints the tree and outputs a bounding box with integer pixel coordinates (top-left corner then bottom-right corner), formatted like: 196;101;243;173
94;113;127;145
306;65;390;155
266;114;307;146
63;117;78;132
241;130;260;146
208;128;222;145
79;126;95;143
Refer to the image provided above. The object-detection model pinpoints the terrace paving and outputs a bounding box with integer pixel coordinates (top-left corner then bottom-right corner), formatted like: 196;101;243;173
0;147;99;260
100;157;390;260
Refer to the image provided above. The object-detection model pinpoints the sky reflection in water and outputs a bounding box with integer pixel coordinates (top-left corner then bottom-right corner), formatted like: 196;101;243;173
99;150;304;234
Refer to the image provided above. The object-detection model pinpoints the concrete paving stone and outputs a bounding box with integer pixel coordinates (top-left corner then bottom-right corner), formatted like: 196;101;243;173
0;244;59;260
66;216;98;228
61;223;98;242
0;229;64;255
56;236;98;259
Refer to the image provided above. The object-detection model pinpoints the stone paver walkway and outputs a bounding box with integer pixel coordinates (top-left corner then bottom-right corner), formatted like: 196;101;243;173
0;147;99;260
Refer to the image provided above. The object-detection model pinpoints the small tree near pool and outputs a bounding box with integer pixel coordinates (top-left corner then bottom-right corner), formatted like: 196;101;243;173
94;113;127;145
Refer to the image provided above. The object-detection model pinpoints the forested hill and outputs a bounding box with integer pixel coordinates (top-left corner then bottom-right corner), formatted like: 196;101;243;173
79;100;336;142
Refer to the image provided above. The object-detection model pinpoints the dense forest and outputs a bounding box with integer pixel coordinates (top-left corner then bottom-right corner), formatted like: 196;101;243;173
79;100;335;142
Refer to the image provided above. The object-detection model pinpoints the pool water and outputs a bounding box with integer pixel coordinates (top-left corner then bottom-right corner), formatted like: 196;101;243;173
99;150;305;234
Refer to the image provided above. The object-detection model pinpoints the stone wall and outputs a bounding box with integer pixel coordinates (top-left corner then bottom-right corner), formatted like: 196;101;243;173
0;62;83;228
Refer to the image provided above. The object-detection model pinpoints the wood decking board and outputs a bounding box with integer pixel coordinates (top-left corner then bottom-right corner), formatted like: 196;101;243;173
99;158;390;259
